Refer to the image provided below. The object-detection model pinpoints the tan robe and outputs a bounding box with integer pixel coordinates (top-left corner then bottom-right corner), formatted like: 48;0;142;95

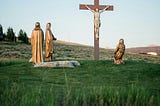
114;44;125;64
31;28;44;64
45;29;54;61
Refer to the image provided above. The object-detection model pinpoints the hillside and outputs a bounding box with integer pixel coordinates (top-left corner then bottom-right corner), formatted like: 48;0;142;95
0;41;160;63
56;40;86;46
56;40;160;55
126;46;160;55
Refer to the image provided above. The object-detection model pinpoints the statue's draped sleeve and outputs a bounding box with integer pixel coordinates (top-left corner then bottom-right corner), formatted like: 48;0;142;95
45;30;53;58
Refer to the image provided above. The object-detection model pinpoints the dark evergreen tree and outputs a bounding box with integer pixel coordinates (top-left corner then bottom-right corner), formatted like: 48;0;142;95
0;24;3;41
18;29;28;44
6;27;16;42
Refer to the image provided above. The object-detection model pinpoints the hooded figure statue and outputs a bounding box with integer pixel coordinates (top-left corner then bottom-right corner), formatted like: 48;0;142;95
45;23;56;62
31;22;44;64
114;39;125;64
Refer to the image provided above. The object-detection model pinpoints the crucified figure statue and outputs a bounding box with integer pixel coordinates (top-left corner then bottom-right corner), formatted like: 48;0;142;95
85;5;109;40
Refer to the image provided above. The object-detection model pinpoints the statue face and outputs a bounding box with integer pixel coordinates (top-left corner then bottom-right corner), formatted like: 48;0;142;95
35;22;40;28
96;8;99;12
46;23;51;29
119;39;124;44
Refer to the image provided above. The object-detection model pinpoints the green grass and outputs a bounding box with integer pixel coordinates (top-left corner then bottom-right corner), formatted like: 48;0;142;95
0;42;160;105
0;60;160;105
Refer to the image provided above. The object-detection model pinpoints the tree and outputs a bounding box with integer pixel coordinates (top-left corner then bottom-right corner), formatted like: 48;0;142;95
6;27;16;42
3;33;6;41
0;24;3;41
18;29;23;41
18;29;28;44
24;32;29;44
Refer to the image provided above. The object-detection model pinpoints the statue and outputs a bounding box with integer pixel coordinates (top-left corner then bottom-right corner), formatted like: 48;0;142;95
31;22;44;64
45;23;57;62
114;39;125;64
85;5;109;40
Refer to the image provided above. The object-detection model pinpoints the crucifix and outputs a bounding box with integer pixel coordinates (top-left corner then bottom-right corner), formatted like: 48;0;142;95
79;0;114;60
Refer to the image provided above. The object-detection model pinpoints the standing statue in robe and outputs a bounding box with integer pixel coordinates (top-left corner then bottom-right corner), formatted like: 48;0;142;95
45;23;57;62
114;39;125;64
31;22;44;64
85;5;109;40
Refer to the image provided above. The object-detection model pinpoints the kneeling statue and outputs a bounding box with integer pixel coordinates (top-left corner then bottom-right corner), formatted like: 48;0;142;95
114;39;125;64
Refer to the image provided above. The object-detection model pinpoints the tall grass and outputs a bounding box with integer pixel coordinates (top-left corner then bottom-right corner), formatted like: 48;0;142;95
0;60;160;105
0;82;159;106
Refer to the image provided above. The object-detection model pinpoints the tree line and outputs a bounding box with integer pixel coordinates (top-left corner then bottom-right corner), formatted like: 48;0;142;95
0;24;29;44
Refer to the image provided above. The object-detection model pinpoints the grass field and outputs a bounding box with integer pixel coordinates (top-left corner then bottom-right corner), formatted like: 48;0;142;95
0;42;160;105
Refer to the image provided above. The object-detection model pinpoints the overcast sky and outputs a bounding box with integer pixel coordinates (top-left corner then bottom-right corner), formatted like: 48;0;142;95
0;0;160;48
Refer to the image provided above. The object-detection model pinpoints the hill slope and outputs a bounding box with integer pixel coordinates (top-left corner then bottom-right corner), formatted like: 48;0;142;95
0;41;160;63
126;46;160;55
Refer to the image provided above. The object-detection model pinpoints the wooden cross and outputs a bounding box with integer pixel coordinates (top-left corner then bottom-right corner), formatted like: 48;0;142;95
79;0;113;60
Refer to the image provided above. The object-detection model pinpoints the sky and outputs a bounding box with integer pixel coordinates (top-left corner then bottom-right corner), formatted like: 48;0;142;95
0;0;160;48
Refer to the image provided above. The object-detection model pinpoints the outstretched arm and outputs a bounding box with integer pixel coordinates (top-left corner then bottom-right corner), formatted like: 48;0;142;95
100;6;109;13
85;5;94;13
